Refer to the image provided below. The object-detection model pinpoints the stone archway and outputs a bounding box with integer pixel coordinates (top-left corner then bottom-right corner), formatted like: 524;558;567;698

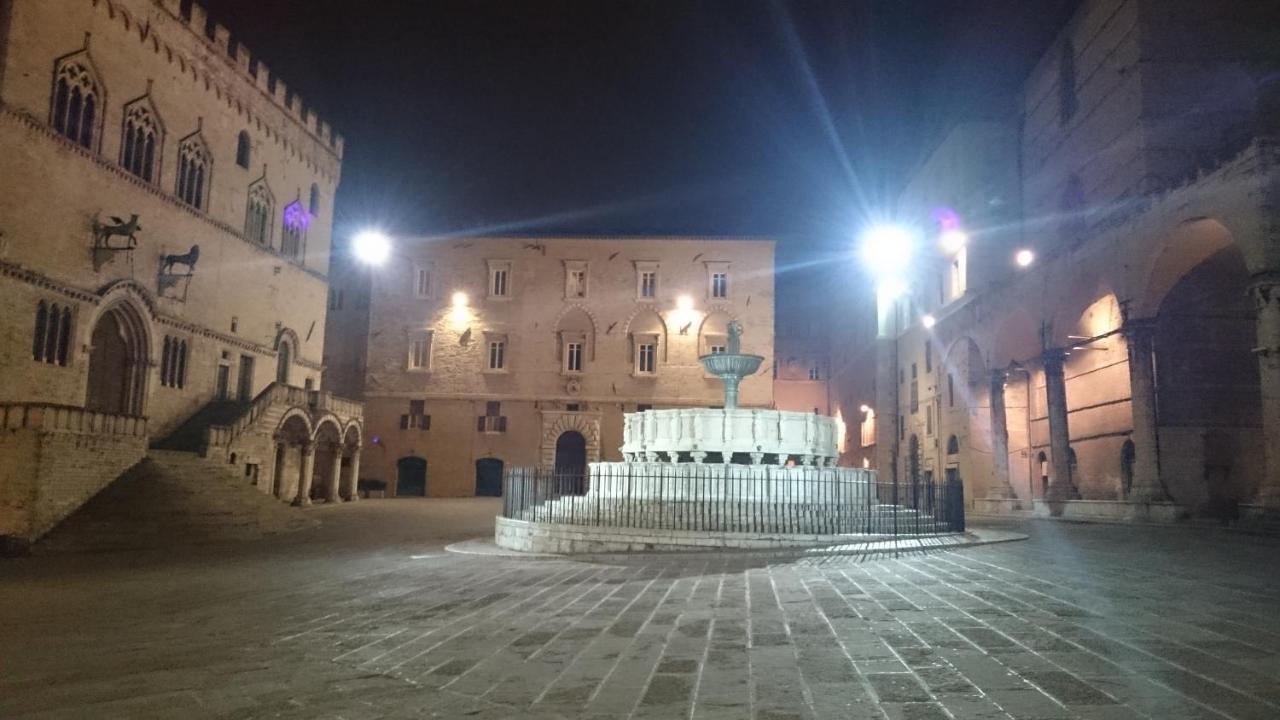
539;411;600;469
86;301;150;416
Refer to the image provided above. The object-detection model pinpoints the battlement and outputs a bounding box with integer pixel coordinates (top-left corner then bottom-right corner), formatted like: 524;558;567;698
153;0;344;158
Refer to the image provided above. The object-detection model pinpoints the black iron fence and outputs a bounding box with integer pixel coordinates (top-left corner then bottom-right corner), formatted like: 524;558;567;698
501;466;965;536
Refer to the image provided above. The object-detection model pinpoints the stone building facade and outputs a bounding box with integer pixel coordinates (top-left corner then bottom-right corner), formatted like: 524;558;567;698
835;0;1280;521
0;0;361;546
326;236;775;497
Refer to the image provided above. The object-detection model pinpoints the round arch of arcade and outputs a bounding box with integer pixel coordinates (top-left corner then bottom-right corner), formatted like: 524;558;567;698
269;410;363;505
538;412;601;469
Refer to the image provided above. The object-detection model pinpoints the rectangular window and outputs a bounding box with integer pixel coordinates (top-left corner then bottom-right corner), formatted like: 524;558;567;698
479;401;506;433
637;403;653;412
567;269;586;298
491;269;508;297
414;265;433;298
925;341;932;373
711;272;728;298
808;364;821;381
926;404;934;436
409;334;431;370
641;271;657;298
636;343;656;374
947;374;955;407
566;341;583;373
709;344;726;355
487;340;506;370
566;403;581;412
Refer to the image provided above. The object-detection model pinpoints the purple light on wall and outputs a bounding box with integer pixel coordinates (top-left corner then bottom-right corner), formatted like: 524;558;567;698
283;200;312;231
932;207;961;232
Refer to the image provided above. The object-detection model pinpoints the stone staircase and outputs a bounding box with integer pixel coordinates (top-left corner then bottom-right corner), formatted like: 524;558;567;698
34;449;317;554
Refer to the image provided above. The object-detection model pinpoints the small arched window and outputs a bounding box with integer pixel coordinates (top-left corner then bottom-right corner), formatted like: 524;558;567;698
946;435;960;455
51;58;100;149
309;183;321;214
121;98;162;182
235;130;251;168
245;180;274;245
160;335;188;388
176;133;210;210
281;200;309;260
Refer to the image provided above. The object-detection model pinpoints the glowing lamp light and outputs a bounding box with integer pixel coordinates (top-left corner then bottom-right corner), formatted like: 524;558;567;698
859;404;872;414
922;314;937;329
940;230;968;254
677;295;694;311
353;230;391;265
876;277;908;302
1015;248;1035;268
860;224;914;278
451;291;469;307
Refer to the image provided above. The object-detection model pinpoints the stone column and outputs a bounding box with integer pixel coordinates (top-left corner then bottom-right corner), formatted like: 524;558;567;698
1250;274;1280;510
344;448;361;501
873;336;899;483
987;368;1017;500
1042;349;1079;501
293;443;315;506
1124;320;1168;502
326;446;342;503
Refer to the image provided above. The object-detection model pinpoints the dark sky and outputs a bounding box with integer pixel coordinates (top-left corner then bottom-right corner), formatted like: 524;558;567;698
208;0;1075;257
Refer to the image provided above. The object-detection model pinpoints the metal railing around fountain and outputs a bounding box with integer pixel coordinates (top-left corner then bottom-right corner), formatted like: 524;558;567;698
501;466;965;536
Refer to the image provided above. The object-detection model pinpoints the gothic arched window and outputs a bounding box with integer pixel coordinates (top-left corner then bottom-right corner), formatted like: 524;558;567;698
176;133;210;210
236;130;251;168
309;183;320;214
281;200;309;260
245;180;274;245
50;58;101;149
121;98;162;182
33;300;72;367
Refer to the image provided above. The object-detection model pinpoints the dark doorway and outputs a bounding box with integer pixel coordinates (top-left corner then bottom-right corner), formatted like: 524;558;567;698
237;355;254;402
396;456;427;496
1120;440;1135;498
1037;451;1049;498
276;341;291;384
215;363;230;401
475;457;504;496
86;305;147;415
272;443;286;498
554;431;587;494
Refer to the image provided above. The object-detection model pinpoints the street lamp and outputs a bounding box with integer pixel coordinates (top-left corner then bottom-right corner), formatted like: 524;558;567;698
352;229;391;266
1015;248;1035;268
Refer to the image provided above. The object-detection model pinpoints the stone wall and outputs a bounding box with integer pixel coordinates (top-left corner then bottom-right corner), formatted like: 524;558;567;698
0;404;148;548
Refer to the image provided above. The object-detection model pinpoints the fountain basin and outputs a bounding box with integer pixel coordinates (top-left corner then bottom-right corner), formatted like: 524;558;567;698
621;407;838;465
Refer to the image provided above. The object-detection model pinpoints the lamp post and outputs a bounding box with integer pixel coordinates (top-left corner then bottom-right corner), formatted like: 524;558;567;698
859;224;915;486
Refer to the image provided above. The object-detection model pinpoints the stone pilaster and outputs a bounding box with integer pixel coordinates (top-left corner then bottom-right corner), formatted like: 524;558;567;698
1124;319;1169;502
1249;273;1280;510
293;443;315;506
1042;349;1080;501
345;448;361;501
987;369;1017;500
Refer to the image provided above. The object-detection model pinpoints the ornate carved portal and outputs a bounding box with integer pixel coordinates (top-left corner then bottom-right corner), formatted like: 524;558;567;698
539;410;601;469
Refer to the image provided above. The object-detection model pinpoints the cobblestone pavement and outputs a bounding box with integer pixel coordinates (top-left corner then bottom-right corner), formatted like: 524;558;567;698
2;499;1279;719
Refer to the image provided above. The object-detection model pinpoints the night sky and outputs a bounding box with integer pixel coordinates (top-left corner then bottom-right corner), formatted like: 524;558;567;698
208;0;1075;263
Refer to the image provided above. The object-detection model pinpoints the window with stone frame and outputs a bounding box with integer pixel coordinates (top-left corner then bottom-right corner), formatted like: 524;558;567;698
565;340;584;373
408;332;432;371
175;132;211;210
478;400;507;433
564;261;588;299
486;335;507;371
50;57;100;149
705;261;731;300
808;363;821;381
910;363;919;414
400;399;431;430
32;301;72;367
281;200;309;260
413;263;434;298
121;97;162;182
159;335;188;388
635;261;659;299
244;180;274;246
635;339;657;374
488;260;512;298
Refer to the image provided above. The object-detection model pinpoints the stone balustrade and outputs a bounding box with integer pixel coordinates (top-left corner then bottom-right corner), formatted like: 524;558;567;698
0;403;148;437
620;408;837;465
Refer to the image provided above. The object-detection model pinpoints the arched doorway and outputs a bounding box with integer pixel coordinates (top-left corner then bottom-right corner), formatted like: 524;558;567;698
396;456;427;497
475;457;504;497
276;339;291;384
554;431;587;494
86;303;148;415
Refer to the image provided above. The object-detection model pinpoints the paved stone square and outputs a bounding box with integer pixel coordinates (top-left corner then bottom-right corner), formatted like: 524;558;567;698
2;500;1279;719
